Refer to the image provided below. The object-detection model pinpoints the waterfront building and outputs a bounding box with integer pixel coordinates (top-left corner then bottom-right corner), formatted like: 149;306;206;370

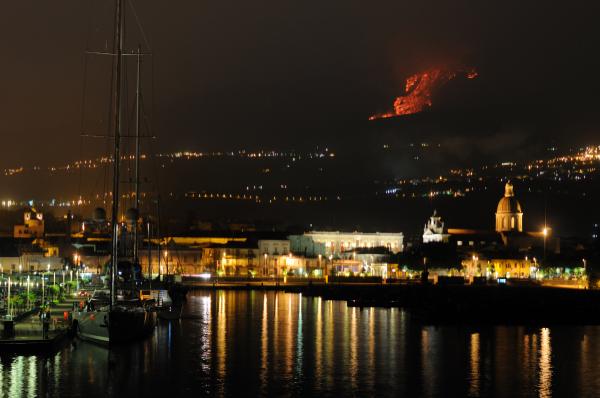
303;231;404;256
0;238;63;273
289;234;326;257
333;247;392;277
258;239;291;256
423;210;450;243
463;254;534;279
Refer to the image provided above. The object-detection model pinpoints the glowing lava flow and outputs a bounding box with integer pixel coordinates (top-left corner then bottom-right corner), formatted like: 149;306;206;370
369;67;477;120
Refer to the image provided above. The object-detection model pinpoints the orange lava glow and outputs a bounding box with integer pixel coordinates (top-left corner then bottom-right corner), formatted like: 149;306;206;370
369;67;478;120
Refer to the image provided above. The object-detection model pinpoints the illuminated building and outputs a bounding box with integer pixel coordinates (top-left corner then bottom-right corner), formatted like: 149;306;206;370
463;255;534;279
303;231;404;257
288;235;326;257
495;182;523;233
0;238;63;273
444;182;562;278
258;240;291;256
423;210;450;243
13;208;44;238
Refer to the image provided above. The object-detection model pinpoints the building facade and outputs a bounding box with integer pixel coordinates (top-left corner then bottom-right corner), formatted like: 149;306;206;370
14;208;45;238
423;210;450;243
303;231;404;256
463;256;534;279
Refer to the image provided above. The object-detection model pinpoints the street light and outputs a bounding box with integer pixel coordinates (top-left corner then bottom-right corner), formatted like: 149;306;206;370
264;253;268;277
7;277;11;318
26;276;30;309
164;250;169;275
472;255;479;277
542;227;549;266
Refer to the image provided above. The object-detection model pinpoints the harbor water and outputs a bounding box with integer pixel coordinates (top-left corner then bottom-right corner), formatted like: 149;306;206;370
1;290;600;397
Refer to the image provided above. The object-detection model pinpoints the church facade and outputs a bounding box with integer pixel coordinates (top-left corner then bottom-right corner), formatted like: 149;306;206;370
423;210;450;243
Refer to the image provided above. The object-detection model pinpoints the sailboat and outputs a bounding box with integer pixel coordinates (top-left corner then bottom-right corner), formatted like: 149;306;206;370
72;0;156;345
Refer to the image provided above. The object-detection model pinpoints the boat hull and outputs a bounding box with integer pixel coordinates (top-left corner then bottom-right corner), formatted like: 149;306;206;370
73;308;156;345
73;309;110;345
110;309;156;343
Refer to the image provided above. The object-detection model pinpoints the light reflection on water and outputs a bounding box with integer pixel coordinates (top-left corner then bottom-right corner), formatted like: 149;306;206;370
0;290;598;397
468;332;480;397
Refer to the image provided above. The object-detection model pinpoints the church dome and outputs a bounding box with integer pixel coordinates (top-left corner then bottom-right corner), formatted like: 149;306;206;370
497;197;522;213
495;181;523;232
496;182;522;214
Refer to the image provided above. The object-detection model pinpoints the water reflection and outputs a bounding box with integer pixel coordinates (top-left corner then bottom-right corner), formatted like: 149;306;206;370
469;333;480;397
315;297;322;385
539;327;552;398
349;307;358;391
216;290;226;388
295;294;303;382
259;293;268;394
0;291;596;397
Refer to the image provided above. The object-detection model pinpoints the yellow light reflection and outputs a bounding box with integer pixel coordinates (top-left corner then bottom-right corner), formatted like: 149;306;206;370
469;333;480;397
315;298;323;384
217;291;227;382
350;307;358;390
260;293;268;393
539;327;552;398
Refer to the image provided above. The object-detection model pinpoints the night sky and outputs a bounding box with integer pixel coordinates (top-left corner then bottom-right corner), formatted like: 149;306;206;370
1;0;599;167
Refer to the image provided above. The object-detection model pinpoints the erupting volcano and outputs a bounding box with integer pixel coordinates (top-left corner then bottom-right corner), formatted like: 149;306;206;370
369;67;478;120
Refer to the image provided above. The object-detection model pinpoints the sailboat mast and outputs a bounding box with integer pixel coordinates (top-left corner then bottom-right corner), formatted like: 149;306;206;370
133;45;142;264
110;0;124;308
